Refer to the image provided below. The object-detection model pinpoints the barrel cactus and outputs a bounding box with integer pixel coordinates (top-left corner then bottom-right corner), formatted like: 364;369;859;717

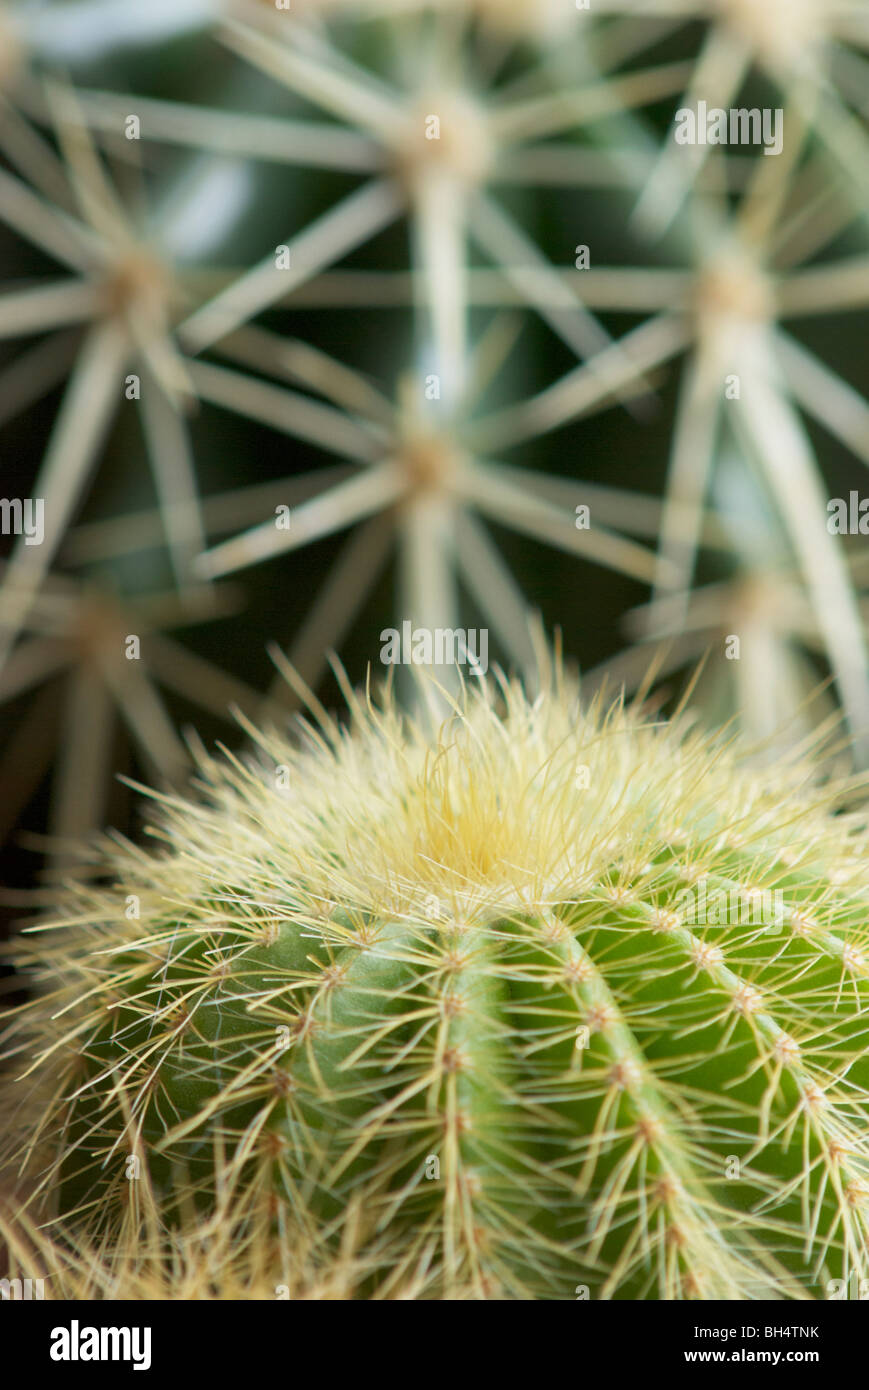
3;668;869;1300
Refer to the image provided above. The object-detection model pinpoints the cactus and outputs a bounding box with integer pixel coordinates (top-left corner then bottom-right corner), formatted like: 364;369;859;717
3;666;869;1301
3;0;869;911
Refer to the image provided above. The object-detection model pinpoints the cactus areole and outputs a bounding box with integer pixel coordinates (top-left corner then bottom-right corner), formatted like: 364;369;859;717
5;673;869;1300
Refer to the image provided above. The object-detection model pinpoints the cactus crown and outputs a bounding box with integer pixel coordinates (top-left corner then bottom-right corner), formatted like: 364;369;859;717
4;669;869;1300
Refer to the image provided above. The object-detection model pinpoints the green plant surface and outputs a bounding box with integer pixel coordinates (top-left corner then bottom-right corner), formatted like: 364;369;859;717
3;669;868;1299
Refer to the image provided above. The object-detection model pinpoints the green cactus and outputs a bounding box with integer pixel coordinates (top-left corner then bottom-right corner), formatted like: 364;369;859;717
3;668;869;1300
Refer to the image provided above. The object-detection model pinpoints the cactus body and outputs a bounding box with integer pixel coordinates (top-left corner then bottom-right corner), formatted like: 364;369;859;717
4;675;869;1300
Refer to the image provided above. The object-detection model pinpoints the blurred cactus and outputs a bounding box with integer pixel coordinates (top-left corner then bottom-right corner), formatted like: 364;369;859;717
0;2;866;780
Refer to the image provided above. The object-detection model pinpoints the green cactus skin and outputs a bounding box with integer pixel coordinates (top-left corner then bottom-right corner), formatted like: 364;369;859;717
3;674;869;1300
